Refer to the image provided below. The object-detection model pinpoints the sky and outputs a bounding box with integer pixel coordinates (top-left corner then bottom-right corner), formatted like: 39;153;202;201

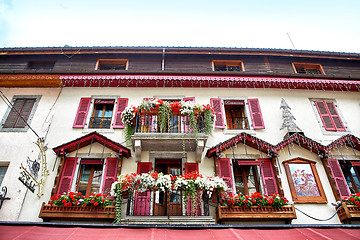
0;0;359;53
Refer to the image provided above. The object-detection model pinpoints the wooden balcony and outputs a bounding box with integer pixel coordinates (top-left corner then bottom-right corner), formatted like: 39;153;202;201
337;203;360;224
216;204;297;224
38;202;116;222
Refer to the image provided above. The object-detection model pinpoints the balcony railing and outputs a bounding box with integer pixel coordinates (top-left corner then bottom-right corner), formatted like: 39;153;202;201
226;117;249;130
89;117;112;129
126;191;210;217
134;113;205;134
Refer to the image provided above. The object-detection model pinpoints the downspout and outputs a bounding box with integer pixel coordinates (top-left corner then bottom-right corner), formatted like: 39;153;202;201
161;48;165;71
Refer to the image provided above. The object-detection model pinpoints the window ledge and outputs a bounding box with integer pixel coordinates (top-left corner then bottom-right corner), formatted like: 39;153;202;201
82;129;115;134
223;129;256;135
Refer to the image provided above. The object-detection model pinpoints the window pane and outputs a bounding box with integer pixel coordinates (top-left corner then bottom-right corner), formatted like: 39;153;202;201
225;105;249;130
77;164;103;195
0;166;8;185
351;167;360;193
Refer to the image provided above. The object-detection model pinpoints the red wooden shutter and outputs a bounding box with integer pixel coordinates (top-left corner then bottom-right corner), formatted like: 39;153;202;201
134;162;152;216
218;158;233;191
73;98;91;128
248;98;265;129
183;97;195;102
326;102;346;131
314;101;335;131
210;98;225;129
102;158;118;195
113;98;128;129
57;158;77;194
260;158;278;195
137;162;152;174
328;158;351;198
185;163;199;174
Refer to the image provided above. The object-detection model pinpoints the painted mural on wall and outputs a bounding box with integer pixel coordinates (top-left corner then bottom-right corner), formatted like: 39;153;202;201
289;163;320;197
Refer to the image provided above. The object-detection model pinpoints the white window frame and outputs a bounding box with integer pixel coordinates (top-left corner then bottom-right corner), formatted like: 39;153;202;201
220;97;255;134
82;95;119;133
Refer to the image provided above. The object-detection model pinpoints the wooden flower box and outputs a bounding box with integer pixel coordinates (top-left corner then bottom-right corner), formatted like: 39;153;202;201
39;203;116;222
217;204;297;224
337;203;360;223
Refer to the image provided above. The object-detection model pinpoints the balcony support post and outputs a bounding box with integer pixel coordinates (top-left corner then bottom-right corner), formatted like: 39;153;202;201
196;140;204;163
135;140;141;162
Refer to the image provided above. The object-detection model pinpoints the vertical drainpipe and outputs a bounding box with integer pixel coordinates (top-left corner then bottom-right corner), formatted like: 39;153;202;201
161;48;165;71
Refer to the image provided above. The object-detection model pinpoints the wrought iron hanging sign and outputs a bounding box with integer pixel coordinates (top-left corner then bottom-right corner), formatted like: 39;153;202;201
18;138;49;197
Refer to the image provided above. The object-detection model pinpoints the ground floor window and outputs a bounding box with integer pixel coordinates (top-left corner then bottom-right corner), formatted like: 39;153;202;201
233;164;260;195
76;161;103;196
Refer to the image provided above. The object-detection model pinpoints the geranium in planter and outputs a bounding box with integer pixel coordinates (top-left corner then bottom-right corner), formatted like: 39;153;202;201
338;193;360;223
121;106;137;146
217;192;296;223
39;192;115;221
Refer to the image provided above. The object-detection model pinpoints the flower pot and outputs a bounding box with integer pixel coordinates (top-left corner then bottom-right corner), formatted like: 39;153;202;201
39;203;116;222
337;203;360;223
216;204;296;224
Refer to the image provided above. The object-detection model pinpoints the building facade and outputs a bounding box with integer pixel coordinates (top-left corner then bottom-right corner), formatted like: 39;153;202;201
0;47;359;225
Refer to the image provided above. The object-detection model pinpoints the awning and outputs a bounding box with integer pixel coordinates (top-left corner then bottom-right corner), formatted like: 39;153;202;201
60;74;360;92
1;225;359;240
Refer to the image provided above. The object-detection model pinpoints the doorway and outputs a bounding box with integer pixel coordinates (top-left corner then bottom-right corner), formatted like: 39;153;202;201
153;159;182;216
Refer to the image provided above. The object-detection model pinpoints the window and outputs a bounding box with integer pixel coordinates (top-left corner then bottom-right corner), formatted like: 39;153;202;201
0;166;8;186
210;98;265;130
89;99;115;129
213;60;244;72
283;158;327;203
233;164;260;195
218;158;278;195
224;100;249;130
0;95;41;132
73;97;128;129
28;61;55;70
96;59;128;70
311;99;347;132
328;158;359;198
57;158;117;195
293;63;324;74
76;160;103;196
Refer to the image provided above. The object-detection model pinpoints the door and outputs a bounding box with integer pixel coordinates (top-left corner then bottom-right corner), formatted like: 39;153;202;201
153;160;182;216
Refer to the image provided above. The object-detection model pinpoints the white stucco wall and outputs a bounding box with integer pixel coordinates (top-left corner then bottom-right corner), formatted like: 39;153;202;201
1;86;359;223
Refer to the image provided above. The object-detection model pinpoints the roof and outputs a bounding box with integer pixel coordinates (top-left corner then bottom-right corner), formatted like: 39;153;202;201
1;46;360;60
52;131;131;158
206;132;360;159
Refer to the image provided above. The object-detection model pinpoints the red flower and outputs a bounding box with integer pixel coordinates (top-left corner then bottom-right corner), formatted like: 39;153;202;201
90;200;95;204
94;202;99;206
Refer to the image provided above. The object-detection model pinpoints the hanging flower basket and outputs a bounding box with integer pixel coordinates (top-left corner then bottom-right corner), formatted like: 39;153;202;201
337;203;360;223
39;203;116;222
217;204;296;223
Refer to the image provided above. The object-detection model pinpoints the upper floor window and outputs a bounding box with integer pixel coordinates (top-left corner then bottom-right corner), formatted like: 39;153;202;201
210;98;265;130
28;61;55;70
293;63;324;74
311;99;347;133
58;157;117;195
0;95;41;132
89;99;115;129
218;158;278;196
73;97;128;129
212;60;244;72
96;59;128;70
0;165;8;186
328;158;359;198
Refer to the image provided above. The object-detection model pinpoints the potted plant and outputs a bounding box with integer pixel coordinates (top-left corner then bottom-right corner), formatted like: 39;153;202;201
39;192;115;221
216;192;296;223
201;104;215;135
337;193;360;223
121;106;137;146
